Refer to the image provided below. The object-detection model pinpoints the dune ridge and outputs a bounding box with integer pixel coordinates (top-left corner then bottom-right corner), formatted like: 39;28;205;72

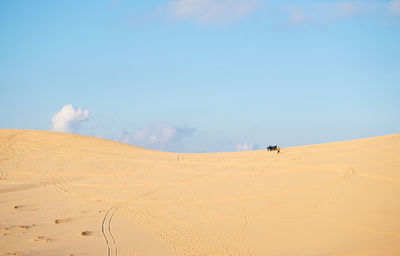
0;129;399;256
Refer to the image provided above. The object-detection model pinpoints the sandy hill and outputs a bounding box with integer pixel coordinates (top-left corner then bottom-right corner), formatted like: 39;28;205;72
0;129;399;256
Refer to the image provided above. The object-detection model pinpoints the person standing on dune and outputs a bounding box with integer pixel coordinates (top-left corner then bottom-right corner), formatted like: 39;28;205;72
277;147;280;154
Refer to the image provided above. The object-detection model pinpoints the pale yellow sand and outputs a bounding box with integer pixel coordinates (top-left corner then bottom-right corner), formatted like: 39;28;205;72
1;129;399;256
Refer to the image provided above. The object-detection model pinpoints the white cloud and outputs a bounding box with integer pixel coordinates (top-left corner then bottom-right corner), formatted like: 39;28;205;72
389;0;400;15
284;1;381;25
236;142;257;151
289;9;314;25
144;0;400;26
51;104;90;133
115;124;196;152
332;1;379;19
168;0;260;24
333;2;365;17
114;130;132;144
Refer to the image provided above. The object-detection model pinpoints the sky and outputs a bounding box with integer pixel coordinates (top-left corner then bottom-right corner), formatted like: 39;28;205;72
0;0;399;153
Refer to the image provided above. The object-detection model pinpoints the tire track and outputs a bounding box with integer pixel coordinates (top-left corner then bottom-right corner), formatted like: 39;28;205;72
133;166;234;201
0;170;6;180
102;205;122;256
128;162;271;256
345;167;356;178
235;159;277;256
239;198;251;256
5;133;70;194
16;156;70;194
0;135;14;181
197;204;236;255
0;157;9;181
0;164;7;181
337;167;356;184
115;166;244;256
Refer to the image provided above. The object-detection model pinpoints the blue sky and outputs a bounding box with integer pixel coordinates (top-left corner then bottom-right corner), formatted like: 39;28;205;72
1;0;399;152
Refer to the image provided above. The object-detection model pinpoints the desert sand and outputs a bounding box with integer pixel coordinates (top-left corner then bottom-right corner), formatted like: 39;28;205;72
0;129;399;256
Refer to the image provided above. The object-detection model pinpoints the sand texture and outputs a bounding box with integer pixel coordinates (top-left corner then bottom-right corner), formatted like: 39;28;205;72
0;129;399;256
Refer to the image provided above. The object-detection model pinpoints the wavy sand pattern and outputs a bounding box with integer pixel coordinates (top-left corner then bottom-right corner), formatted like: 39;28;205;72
0;129;399;256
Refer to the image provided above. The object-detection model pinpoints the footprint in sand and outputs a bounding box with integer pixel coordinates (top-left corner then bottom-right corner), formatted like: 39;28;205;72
13;205;36;212
18;225;31;230
54;218;72;224
2;224;35;232
34;236;52;242
81;231;92;236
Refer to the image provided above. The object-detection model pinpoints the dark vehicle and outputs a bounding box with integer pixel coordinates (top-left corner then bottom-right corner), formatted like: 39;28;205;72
267;145;278;151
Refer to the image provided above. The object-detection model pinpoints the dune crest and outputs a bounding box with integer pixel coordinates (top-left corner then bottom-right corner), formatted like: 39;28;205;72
1;129;399;256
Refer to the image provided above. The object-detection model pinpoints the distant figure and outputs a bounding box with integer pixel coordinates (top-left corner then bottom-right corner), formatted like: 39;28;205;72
277;147;280;154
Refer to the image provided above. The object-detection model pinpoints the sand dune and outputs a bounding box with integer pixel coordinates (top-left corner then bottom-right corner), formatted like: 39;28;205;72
0;129;399;256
